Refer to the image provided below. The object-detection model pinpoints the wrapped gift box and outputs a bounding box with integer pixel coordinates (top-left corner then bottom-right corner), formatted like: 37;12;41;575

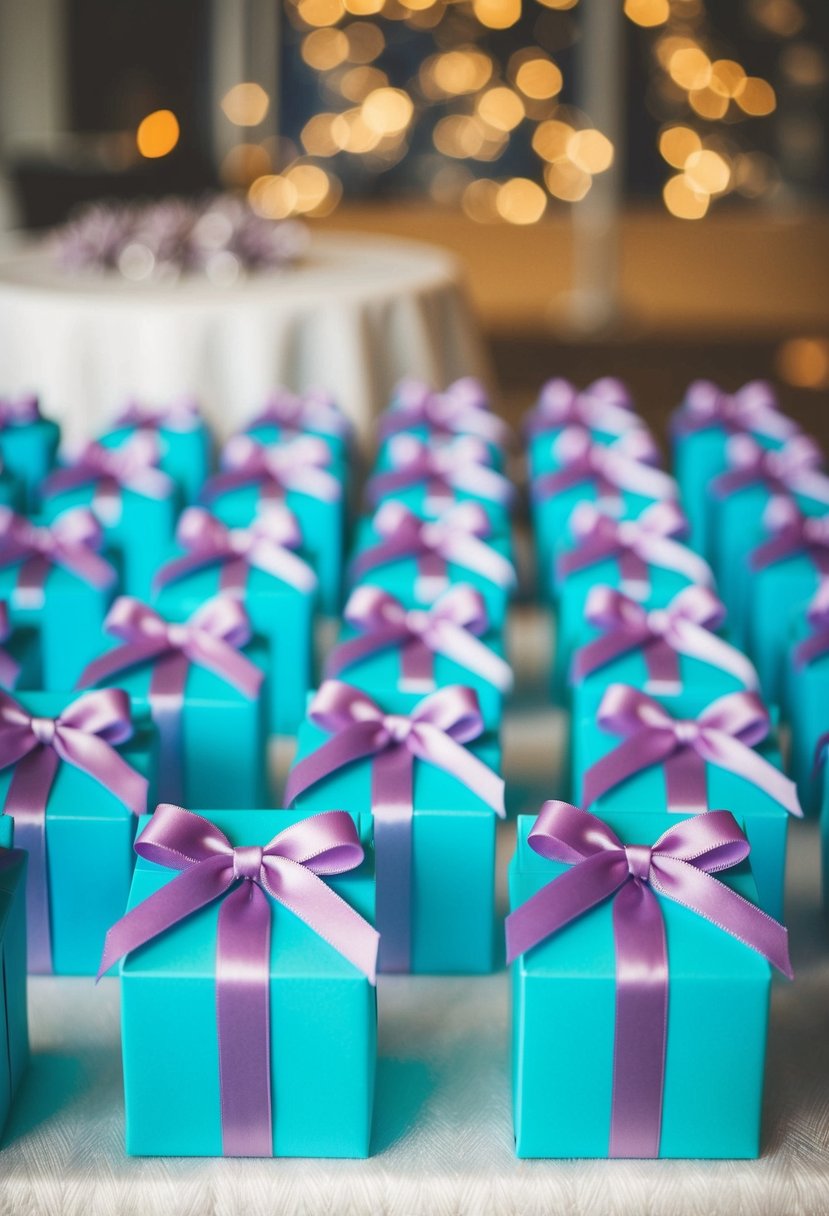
571;685;798;920
100;398;212;504
377;377;510;472
203;434;345;614
153;507;317;734
0;394;59;512
782;594;829;816
524;377;642;476
113;806;377;1158
0;689;152;974
0;818;28;1141
78;598;268;810
508;805;785;1159
287;682;504;974
244;388;351;470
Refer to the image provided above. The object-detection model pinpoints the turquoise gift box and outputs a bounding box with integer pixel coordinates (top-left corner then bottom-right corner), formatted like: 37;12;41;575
289;690;501;974
245;389;351;470
782;609;829;817
99;408;212;504
118;807;376;1158
0;399;58;512
0;691;153;975
0;826;28;1142
377;377;508;472
570;696;792;921
509;808;773;1159
153;509;316;735
78;601;268;810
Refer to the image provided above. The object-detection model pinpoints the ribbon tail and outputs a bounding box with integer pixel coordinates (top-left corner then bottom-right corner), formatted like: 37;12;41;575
505;852;626;963
413;726;505;816
323;628;405;679
284;724;382;804
700;734;803;818
582;734;672;808
433;624;513;693
4;748;59;973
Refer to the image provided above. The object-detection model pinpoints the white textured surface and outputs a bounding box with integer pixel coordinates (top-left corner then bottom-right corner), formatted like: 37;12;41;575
0;232;487;442
1;608;828;1214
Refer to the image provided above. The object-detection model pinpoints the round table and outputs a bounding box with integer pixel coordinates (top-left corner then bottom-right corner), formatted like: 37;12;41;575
0;231;488;443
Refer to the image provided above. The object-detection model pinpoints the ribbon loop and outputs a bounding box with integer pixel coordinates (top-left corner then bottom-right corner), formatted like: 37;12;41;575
248;388;350;439
381;377;510;447
674;380;797;441
204;434;341;505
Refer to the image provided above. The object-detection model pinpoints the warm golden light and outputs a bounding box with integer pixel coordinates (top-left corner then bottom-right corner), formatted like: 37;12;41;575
297;0;345;26
669;47;712;92
688;87;729;119
567;128;614;173
302;28;349;70
300;113;340;156
341;66;389;101
476;86;524;132
659;125;702;168
221;83;270;126
285;163;332;213
248;174;298;219
344;0;384;12
515;57;563;100
332;108;382;152
361;87;414;134
461;177;500;221
220;142;272;185
663;173;709;219
496;177;547;224
709;59;746;99
399;0;436;11
737;77;777;116
346;22;385;62
532;119;574;163
624;0;669;27
535;0;578;7
472;0;521;30
136;110;180;159
777;338;829;390
684;148;730;194
431;49;493;96
544;160;591;201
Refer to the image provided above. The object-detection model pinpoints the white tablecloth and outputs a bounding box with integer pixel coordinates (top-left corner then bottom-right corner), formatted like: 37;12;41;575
0;607;827;1216
0;232;487;443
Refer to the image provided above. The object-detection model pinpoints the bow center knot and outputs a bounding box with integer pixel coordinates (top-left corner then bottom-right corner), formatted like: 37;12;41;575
420;522;443;550
31;716;57;746
646;608;670;636
382;713;413;744
228;529;252;556
674;719;700;747
405;609;431;637
624;843;653;883
232;844;264;882
166;623;191;649
616;520;636;546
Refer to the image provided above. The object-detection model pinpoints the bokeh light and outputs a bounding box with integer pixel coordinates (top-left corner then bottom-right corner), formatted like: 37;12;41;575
136;110;180;158
663;173;710;219
496;177;547;224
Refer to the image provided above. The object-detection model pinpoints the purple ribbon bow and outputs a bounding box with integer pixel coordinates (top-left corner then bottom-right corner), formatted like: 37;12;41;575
350;501;515;598
794;578;829;667
203;434;341;506
523;377;636;439
505;800;792;1157
0;687;147;973
556;501;712;598
78;597;263;805
572;584;758;691
0;506;116;605
247;388;350;440
326;584;513;693
673;379;798;441
114;396;202;433
285;680;504;972
43;433;173;524
713;433;829;504
366;433;514;511
98;802;378;1157
532;427;674;506
0;393;41;429
153;505;317;597
381;378;511;448
750;496;829;575
582;683;801;816
0;603;21;690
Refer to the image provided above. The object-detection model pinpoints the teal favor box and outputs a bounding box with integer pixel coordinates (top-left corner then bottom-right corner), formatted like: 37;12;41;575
290;697;500;974
509;809;771;1159
782;616;829;817
100;418;211;504
82;637;268;810
747;543;824;706
0;691;154;974
154;556;315;736
119;808;376;1158
571;710;790;920
0;820;28;1141
0;412;58;512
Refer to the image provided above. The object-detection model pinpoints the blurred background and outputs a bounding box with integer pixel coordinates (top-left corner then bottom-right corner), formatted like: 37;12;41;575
0;0;827;433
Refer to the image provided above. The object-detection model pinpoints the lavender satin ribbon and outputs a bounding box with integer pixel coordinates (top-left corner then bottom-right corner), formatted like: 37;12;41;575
153;505;317;597
43;433;173;524
285;681;504;972
582;683;801;816
350;501;515;597
572;584;758;691
672;379;798;441
247;388;350;440
326;584;513;692
556;501;712;597
713;433;829;504
114;396;202;433
794;579;829;667
0;507;116;607
78;597;263;805
0;687;147;973
366;434;514;511
98;803;379;1157
203;434;341;506
0;393;41;429
523;377;636;439
532;427;674;506
381;378;511;448
750;496;829;575
505;800;792;1158
0;603;21;690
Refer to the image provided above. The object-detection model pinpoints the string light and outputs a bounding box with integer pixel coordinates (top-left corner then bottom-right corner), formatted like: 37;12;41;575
136;110;180;158
495;177;547;223
221;83;270;125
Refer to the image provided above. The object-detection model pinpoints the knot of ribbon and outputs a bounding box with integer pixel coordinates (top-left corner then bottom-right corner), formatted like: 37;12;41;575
0;601;20;690
366;433;513;509
673;379;797;441
0;506;116;602
556;501;712;596
247;388;350;440
285;680;504;971
381;377;510;447
325;583;513;692
153;505;317;597
0;686;147;972
78;596;263;805
350;500;516;593
523;377;636;439
203;434;341;505
533;426;674;505
43;433;173;511
504;799;792;1157
0;393;41;429
114;396;202;433
98;802;379;1157
572;583;758;691
750;495;829;575
713;433;829;504
582;682;801;817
